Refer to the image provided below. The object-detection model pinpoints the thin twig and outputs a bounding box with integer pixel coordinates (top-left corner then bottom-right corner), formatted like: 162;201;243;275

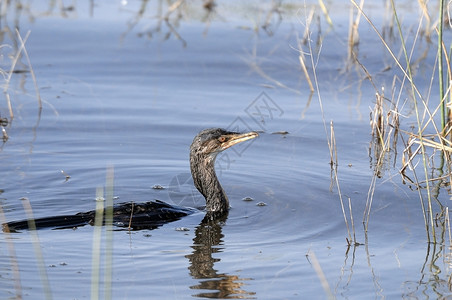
15;29;42;110
128;201;134;231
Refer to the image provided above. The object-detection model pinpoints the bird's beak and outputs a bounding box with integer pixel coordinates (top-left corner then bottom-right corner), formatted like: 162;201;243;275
221;131;259;151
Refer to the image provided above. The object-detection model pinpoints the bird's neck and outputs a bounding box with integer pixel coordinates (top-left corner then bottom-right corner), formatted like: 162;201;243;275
191;154;229;214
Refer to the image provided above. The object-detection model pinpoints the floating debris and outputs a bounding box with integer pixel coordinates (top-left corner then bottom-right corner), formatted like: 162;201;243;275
12;69;30;74
143;233;152;237
256;202;267;207
0;117;8;126
175;227;190;231
60;170;71;181
242;197;254;202
152;184;165;190
59;262;67;266
1;127;8;142
271;131;289;135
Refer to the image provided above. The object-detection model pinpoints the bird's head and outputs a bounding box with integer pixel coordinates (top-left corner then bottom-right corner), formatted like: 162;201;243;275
190;128;259;161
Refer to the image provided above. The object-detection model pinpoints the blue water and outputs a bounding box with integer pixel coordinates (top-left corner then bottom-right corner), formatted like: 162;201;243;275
0;1;451;299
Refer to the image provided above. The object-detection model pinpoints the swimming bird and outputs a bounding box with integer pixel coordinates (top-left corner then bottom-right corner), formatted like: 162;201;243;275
3;128;258;231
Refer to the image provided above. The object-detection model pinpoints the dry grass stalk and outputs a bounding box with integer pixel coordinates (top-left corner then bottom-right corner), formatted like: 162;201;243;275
347;0;364;60
401;132;452;191
15;30;42;110
318;0;333;27
104;166;114;300
417;0;431;39
369;90;400;175
261;0;283;36
0;205;22;298
3;31;30;119
411;135;452;152
307;250;334;300
447;207;452;247
91;187;105;300
297;10;315;93
128;201;134;231
365;89;401;229
21;198;53;299
329;121;354;243
350;0;424;101
298;45;314;92
400;135;421;176
301;6;315;44
2;30;42;118
297;5;357;242
370;92;385;147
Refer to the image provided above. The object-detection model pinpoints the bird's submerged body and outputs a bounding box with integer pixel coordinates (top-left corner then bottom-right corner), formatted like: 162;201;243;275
4;200;197;232
3;128;258;232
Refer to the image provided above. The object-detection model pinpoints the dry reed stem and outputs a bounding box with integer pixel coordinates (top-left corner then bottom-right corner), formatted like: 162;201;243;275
318;0;333;27
401;131;452;188
0;205;22;298
165;0;185;20
330;121;353;242
21;198;53;300
400;140;430;234
447;207;451;247
307;250;334;300
400;136;422;175
297;4;328;149
3;31;30;119
353;0;447;242
369;90;400;164
261;0;283;36
91;187;105;300
301;6;314;44
5;93;13;120
390;0;437;244
298;48;314;92
15;29;42;110
128;201;134;231
349;0;424;101
411;136;452;152
365;86;402;229
297;12;315;93
347;0;364;58
370;92;385;147
104;166;114;300
349;50;378;91
401;134;452;189
348;197;356;243
417;0;431;40
298;4;356;241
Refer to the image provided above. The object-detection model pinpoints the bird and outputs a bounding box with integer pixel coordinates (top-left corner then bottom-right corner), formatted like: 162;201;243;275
3;128;258;232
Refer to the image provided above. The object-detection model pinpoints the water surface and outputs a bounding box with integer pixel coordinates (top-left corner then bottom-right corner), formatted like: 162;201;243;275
1;1;451;299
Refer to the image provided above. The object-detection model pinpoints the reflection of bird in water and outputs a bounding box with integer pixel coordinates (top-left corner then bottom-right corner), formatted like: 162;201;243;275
186;217;256;298
3;128;258;232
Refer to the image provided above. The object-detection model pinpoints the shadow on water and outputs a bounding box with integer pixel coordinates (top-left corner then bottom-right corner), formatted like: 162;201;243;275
186;214;256;299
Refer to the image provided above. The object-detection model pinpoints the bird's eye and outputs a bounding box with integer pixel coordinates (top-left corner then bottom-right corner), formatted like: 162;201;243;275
218;136;227;143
